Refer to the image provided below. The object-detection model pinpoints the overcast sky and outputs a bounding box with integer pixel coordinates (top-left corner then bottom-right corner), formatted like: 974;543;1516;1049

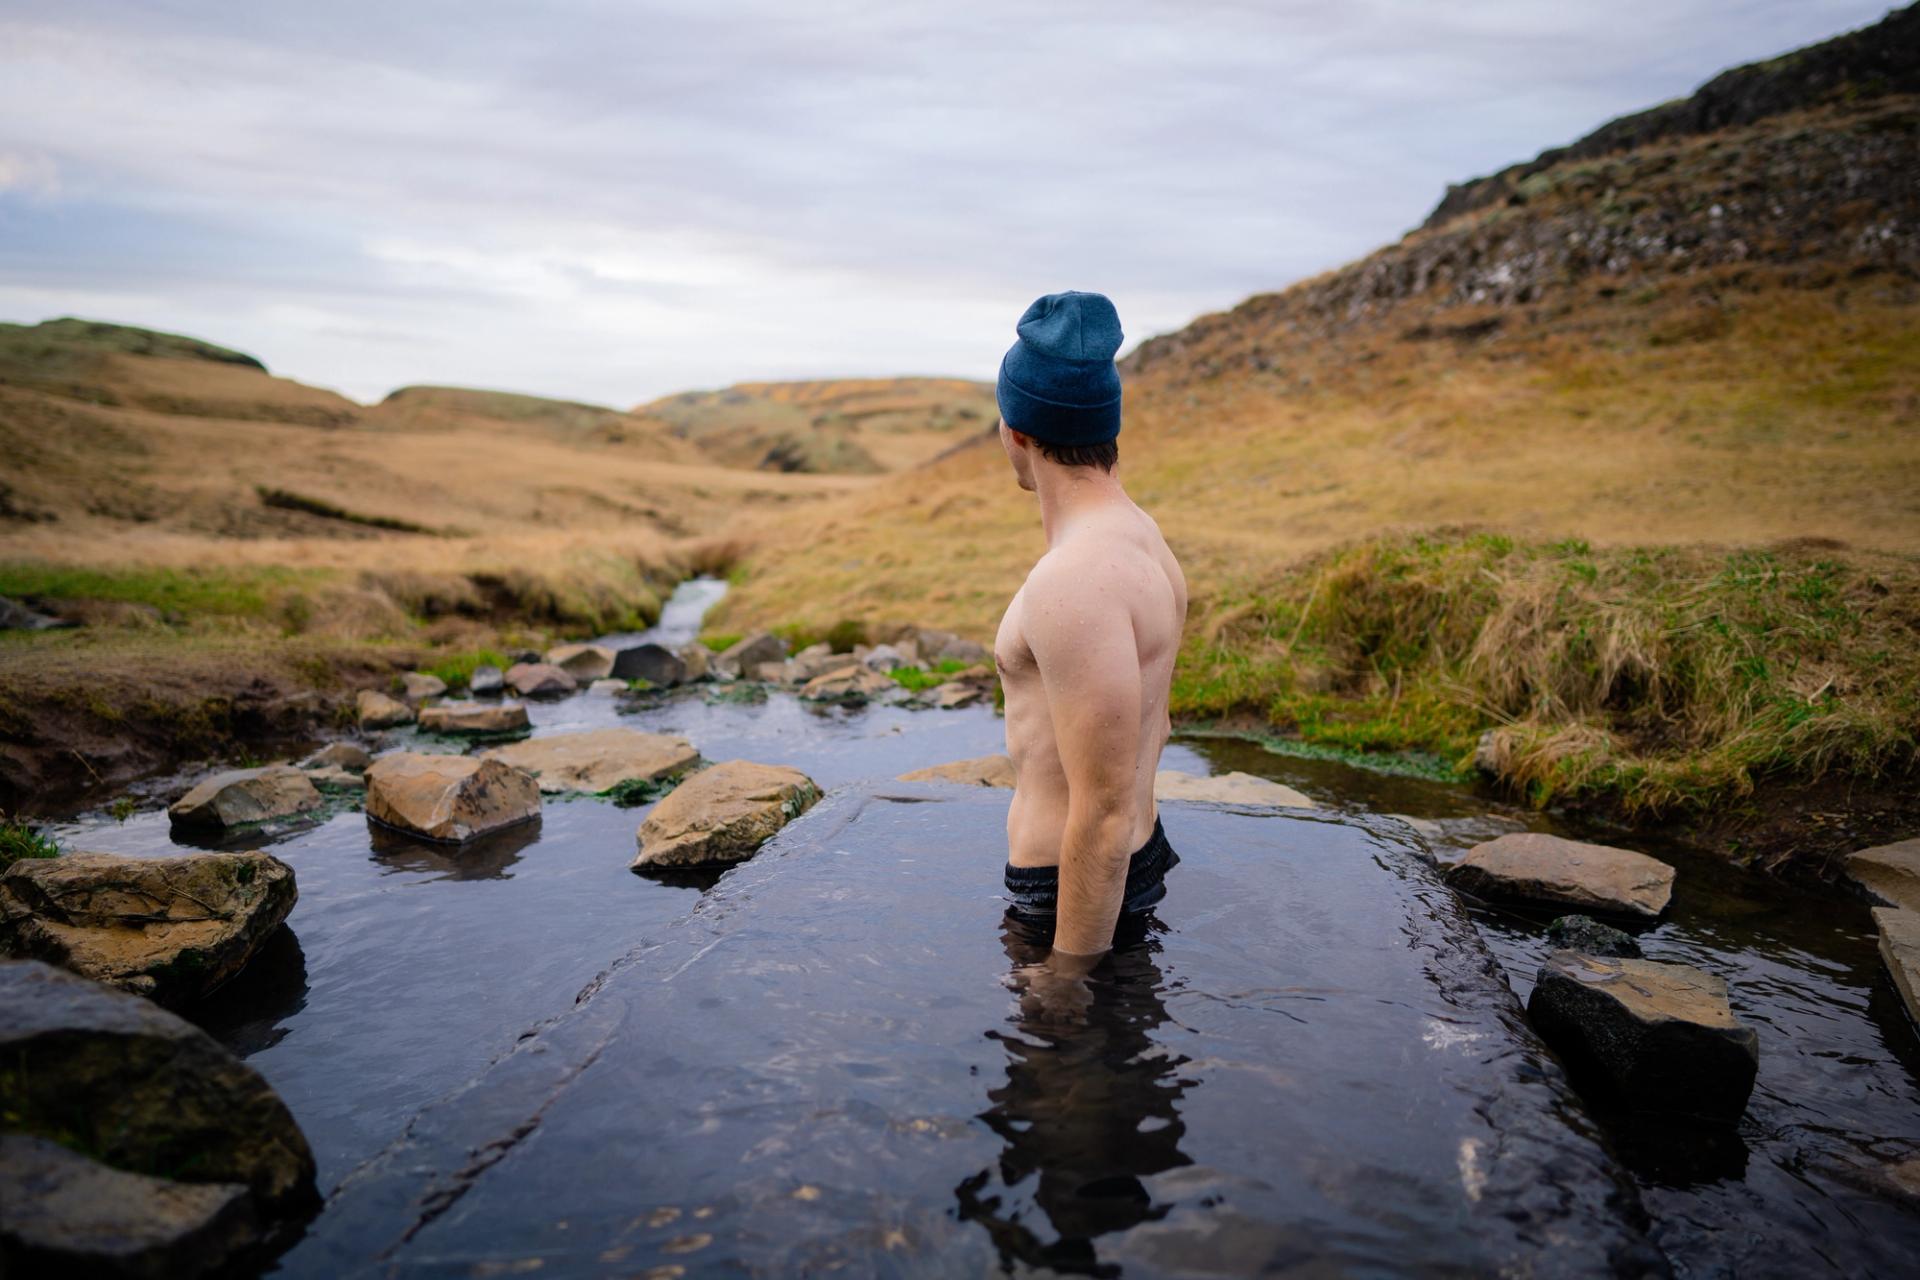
0;1;1894;405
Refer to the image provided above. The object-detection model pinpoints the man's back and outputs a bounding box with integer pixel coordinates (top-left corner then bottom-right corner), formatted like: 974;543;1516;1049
996;500;1186;879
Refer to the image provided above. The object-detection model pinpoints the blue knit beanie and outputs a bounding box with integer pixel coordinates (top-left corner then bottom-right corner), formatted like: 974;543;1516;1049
996;290;1124;446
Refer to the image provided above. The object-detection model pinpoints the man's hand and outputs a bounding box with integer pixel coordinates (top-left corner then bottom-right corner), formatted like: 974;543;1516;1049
1009;949;1103;1025
1021;554;1145;957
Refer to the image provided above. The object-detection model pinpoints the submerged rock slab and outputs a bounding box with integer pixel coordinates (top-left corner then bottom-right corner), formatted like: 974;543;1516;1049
898;754;1016;787
483;728;699;794
364;753;541;843
0;1134;259;1280
1155;769;1315;808
0;850;296;1007
1849;838;1920;912
633;760;819;867
293;785;1656;1278
1528;951;1758;1121
0;960;317;1216
1446;832;1674;918
168;766;322;834
416;701;530;735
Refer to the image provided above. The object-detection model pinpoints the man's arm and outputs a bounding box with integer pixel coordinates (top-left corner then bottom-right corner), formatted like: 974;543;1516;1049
1024;558;1143;958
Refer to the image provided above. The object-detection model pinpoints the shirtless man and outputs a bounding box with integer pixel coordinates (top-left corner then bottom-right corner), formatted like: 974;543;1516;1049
991;291;1187;964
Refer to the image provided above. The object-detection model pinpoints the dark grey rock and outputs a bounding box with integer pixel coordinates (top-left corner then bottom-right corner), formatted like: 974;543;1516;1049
468;664;505;695
0;595;66;631
1528;950;1758;1122
0;1134;260;1280
611;642;687;686
1546;914;1643;958
0;960;318;1215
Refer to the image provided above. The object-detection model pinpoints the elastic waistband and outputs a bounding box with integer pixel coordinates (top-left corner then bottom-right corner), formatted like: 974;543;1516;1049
1004;817;1179;919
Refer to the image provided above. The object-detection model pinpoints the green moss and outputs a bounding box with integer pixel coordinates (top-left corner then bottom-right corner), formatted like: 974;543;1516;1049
700;632;744;653
424;648;512;689
0;563;331;622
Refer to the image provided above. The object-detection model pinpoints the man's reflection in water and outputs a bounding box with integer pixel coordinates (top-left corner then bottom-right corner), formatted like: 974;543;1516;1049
956;911;1192;1277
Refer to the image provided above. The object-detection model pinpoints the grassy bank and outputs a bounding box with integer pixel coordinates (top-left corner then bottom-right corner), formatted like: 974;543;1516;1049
1175;533;1919;812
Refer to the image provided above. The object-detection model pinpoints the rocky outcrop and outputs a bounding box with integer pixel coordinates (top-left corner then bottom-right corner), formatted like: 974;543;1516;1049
417;702;530;735
1445;832;1674;919
0;959;317;1213
504;662;577;698
167;767;322;835
546;643;616;682
0;1134;260;1279
800;665;895;702
1546;914;1643;959
714;631;787;678
0;850;296;1007
483;728;699;794
634;761;819;868
468;664;505;695
364;753;541;843
302;742;370;772
356;689;414;729
398;672;446;703
612;643;687;686
1873;907;1920;1030
898;755;1017;788
1848;838;1920;911
1155;769;1315;808
1527;951;1758;1121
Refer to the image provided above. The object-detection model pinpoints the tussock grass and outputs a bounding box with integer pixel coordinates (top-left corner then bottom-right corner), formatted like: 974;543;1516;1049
0;815;60;869
1177;533;1919;811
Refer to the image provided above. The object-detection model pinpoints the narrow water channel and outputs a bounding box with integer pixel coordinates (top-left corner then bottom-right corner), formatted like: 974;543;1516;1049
47;577;1920;1276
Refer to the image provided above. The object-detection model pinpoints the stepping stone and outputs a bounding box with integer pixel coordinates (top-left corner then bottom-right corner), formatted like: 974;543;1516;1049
611;643;687;686
1528;951;1758;1121
898;755;1016;788
586;678;627;696
505;662;577;698
713;631;787;678
168;766;322;834
468;664;506;695
398;672;446;703
1445;832;1674;918
930;681;984;709
1848;838;1920;912
364;753;541;844
483;728;699;795
0;850;296;1008
417;702;530;735
634;760;819;868
1546;914;1642;958
1873;907;1920;1030
355;689;414;730
302;742;371;772
1155;769;1314;808
545;644;616;682
800;666;895;701
0;960;317;1216
0;1134;259;1279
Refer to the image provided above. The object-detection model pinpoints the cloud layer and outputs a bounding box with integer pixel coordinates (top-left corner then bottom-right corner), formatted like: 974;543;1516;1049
0;0;1889;403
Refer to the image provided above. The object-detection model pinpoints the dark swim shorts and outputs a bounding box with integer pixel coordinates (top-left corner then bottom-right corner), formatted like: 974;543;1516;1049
1003;817;1180;919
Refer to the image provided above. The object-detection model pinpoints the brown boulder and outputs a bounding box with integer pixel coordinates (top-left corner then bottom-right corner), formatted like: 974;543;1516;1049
417;701;531;735
545;643;616;682
398;671;447;703
897;755;1016;788
714;631;788;678
0;960;317;1214
302;742;371;772
929;681;985;709
168;767;322;835
0;850;296;1008
800;665;895;701
364;753;541;843
1527;951;1758;1121
1445;832;1674;918
504;662;578;698
483;728;700;794
355;689;414;729
634;760;819;868
677;641;711;682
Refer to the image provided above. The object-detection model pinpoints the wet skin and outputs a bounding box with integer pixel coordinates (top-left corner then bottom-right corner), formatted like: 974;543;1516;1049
993;420;1187;959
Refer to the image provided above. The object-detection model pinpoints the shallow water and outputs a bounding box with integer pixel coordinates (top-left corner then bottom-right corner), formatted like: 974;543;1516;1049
45;578;1920;1276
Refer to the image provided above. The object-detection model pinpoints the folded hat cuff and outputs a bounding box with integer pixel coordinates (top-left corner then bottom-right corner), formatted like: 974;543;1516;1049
996;354;1122;447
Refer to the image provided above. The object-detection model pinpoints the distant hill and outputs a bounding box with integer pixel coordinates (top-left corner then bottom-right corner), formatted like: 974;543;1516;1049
633;377;996;474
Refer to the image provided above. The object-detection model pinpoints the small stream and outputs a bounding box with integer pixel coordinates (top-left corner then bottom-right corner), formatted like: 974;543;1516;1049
47;577;1920;1276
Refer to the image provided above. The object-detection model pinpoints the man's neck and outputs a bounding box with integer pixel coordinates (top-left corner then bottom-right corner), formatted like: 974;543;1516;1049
1034;464;1129;547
